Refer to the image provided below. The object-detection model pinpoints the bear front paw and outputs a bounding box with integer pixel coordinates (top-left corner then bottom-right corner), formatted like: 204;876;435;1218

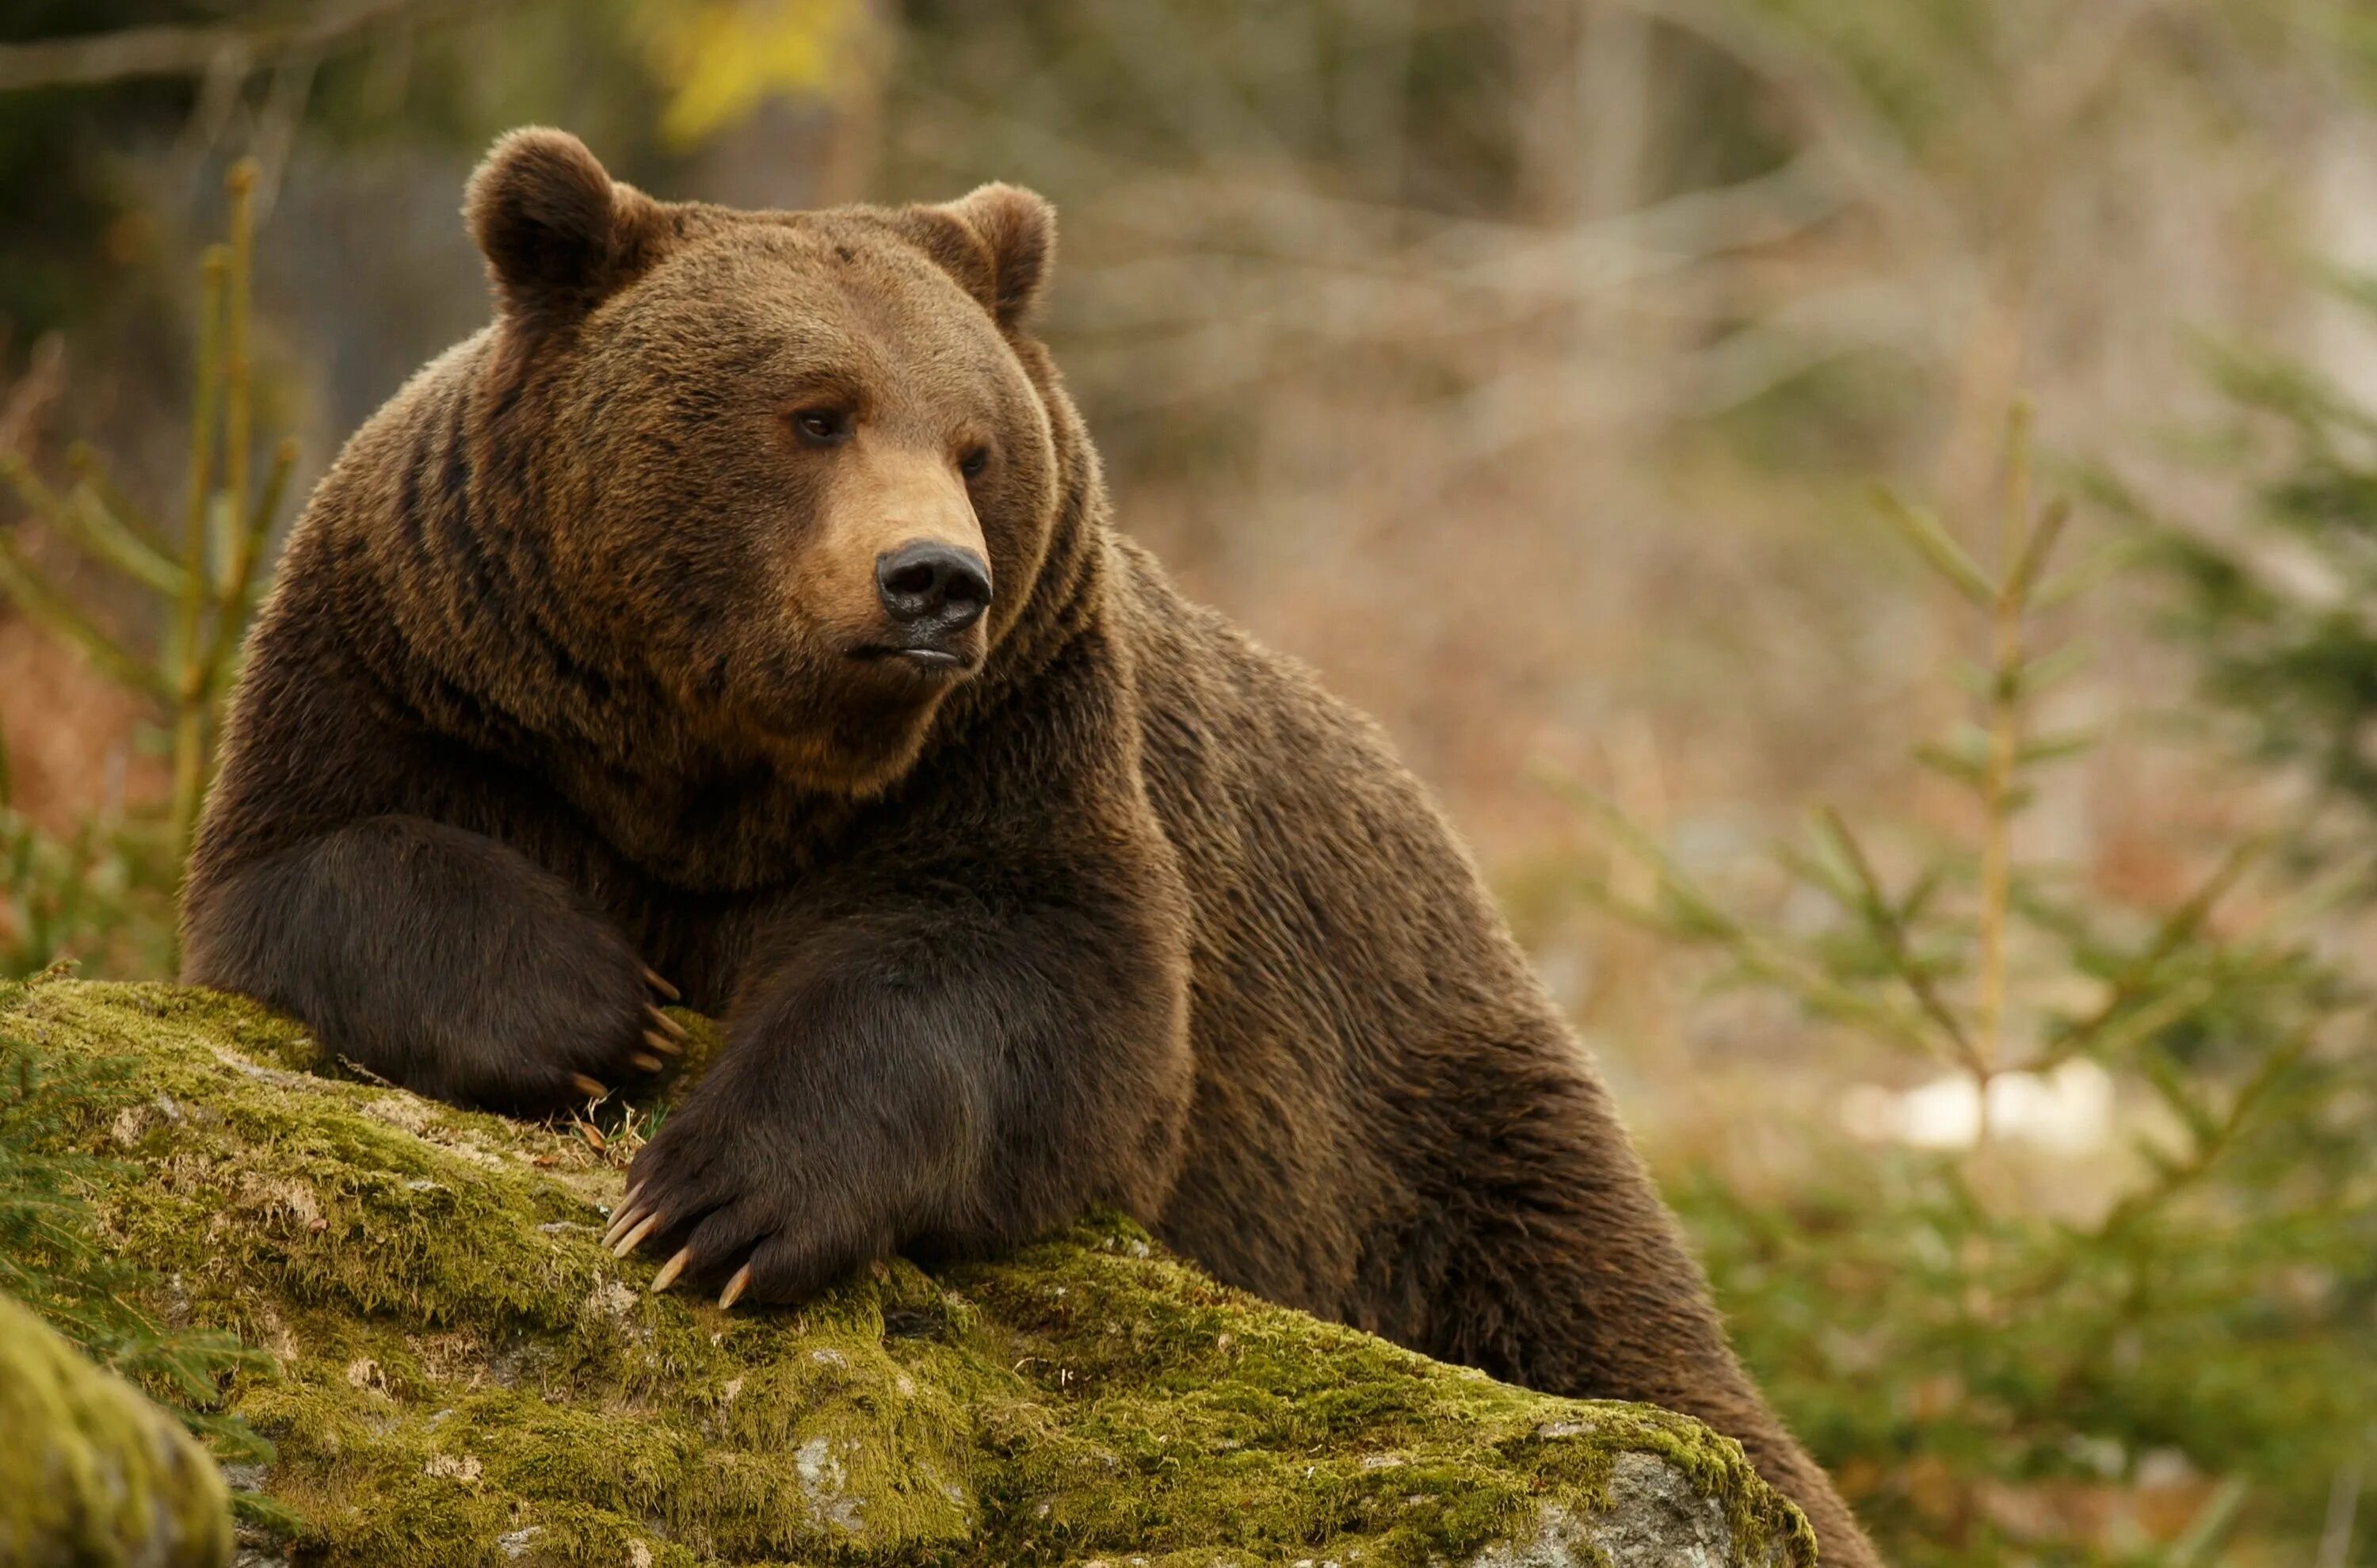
551;969;689;1104
423;956;686;1116
605;1094;887;1309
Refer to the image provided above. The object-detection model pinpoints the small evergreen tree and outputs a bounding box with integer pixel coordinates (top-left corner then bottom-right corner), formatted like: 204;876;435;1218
1562;408;2377;1565
0;160;290;978
2140;290;2377;898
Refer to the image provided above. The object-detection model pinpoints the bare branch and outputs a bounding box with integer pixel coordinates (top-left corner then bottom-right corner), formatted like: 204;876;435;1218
0;332;65;455
0;0;452;93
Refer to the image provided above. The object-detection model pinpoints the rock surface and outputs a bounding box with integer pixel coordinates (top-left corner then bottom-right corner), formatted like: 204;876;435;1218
0;1290;237;1567
1;976;1816;1567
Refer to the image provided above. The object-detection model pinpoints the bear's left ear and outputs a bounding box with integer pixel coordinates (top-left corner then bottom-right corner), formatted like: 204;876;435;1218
464;128;666;330
894;183;1057;333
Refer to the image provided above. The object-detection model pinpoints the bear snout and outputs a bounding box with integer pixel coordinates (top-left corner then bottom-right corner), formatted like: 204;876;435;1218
860;540;992;670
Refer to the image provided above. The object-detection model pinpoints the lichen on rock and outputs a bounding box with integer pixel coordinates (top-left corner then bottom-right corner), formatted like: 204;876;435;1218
2;976;1816;1566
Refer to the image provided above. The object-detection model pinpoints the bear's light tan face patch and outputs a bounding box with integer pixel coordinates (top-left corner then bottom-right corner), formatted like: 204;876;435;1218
800;433;988;656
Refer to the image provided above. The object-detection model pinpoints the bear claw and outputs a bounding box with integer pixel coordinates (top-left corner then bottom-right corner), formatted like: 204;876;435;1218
631;1051;663;1073
651;1246;692;1294
719;1264;752;1310
570;1074;609;1100
643;967;681;1001
641;1026;681;1056
611;1211;661;1257
603;1199;650;1249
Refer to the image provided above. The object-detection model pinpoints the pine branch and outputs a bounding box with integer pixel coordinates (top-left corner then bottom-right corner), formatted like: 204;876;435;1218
0;452;186;597
1814;804;1982;1071
0;537;170;703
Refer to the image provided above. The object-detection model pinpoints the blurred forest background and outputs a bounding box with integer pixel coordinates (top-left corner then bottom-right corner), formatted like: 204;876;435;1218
2;1;2376;1564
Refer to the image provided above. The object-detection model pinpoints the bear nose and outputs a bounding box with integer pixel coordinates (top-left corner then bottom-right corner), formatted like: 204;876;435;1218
876;541;992;632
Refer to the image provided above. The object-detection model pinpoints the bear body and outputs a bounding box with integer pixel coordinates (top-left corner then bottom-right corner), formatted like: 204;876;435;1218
185;130;1878;1566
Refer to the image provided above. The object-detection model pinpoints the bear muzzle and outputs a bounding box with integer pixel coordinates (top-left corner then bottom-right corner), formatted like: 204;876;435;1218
849;539;993;674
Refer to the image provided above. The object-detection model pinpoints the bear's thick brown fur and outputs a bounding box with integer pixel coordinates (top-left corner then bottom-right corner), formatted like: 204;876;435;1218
185;128;1880;1565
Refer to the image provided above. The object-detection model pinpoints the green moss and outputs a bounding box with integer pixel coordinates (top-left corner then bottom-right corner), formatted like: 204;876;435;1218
5;977;1815;1566
0;1290;236;1566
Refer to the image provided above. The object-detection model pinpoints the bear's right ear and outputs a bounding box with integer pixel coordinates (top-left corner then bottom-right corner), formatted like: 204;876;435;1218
464;128;662;329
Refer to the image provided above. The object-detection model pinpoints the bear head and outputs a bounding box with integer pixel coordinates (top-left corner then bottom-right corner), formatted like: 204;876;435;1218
460;128;1067;796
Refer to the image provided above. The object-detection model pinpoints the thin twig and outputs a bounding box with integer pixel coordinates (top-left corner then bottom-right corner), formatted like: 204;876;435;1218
0;452;184;597
200;438;292;693
168;250;229;870
0;0;455;93
1972;402;2040;1125
2042;838;2262;1062
67;444;166;549
0;540;170;703
221;161;255;581
1816;804;1982;1071
1548;773;1948;1059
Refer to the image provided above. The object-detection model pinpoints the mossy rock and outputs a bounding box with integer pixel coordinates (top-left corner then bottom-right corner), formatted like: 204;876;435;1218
2;976;1815;1567
0;1290;237;1567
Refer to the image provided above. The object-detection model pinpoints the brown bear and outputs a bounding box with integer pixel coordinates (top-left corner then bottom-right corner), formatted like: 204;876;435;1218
184;128;1880;1565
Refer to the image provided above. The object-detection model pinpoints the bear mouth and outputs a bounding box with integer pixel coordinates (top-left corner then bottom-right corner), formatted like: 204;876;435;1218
847;643;977;676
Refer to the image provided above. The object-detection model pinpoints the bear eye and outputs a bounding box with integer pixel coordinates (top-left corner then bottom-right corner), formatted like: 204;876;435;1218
958;445;991;479
792;407;853;447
